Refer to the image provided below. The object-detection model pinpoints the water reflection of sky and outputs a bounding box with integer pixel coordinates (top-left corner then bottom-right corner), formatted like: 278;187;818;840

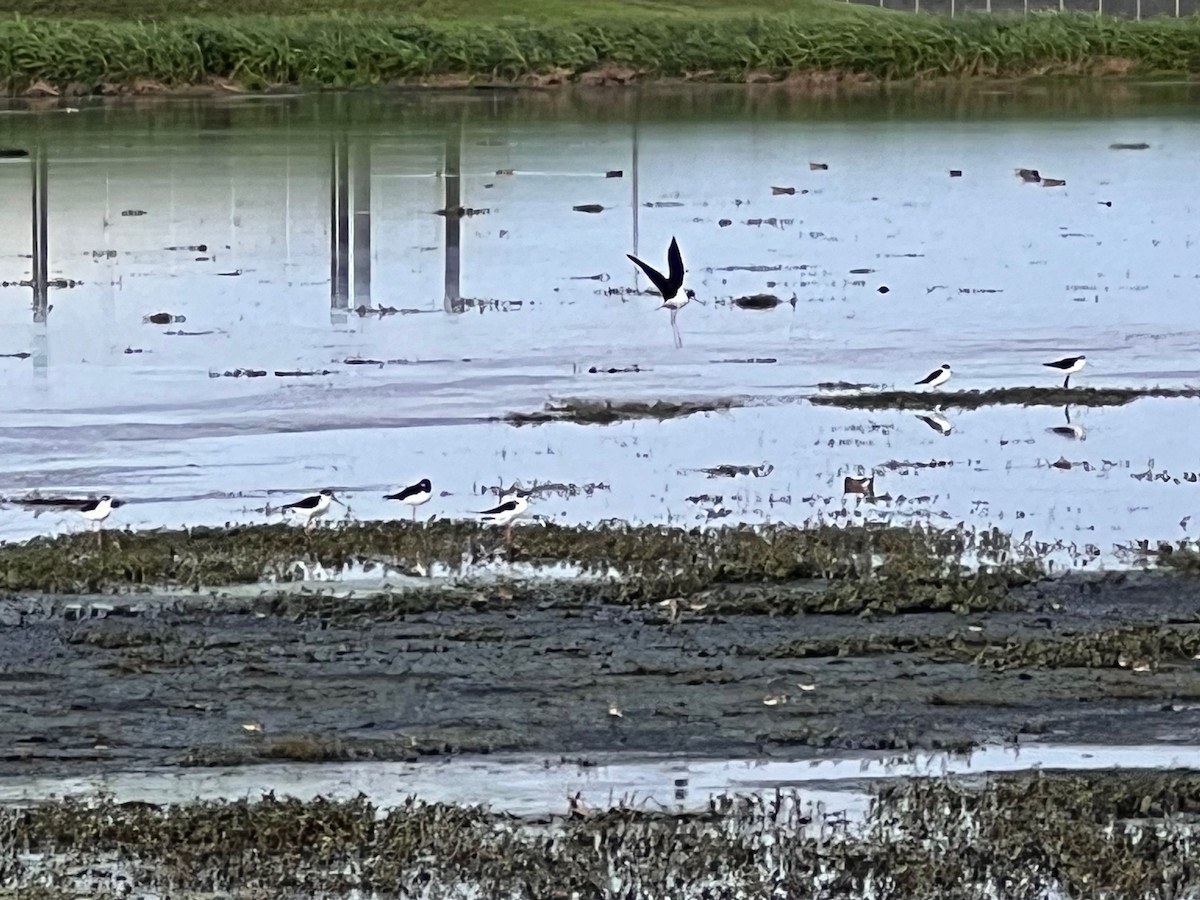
0;86;1196;553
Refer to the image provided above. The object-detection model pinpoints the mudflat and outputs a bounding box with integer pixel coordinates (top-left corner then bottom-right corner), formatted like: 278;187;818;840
4;561;1199;777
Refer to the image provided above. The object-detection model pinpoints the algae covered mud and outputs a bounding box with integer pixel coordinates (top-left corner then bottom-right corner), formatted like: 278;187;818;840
3;83;1200;897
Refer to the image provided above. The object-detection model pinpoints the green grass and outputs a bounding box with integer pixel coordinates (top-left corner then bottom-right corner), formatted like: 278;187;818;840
0;0;875;21
0;2;1197;90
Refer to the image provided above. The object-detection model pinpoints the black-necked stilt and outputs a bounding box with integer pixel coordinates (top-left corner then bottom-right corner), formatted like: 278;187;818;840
1043;355;1087;388
78;495;119;547
915;364;952;389
477;491;530;543
281;489;340;534
384;478;432;521
915;408;953;436
627;236;695;349
79;495;116;528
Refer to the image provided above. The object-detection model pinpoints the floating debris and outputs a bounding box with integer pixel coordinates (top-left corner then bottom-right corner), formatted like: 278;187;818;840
771;186;796;195
1015;168;1041;183
1110;142;1151;150
809;162;828;171
120;209;147;216
605;170;623;178
733;293;780;310
436;206;490;217
1042;178;1066;188
586;365;642;375
692;463;774;479
142;312;186;325
572;204;604;214
949;169;963;177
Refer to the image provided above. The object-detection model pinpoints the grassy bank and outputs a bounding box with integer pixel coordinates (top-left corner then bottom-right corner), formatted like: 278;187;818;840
0;2;1198;92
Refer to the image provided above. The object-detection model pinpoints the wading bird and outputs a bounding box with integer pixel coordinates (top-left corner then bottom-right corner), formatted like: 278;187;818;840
1043;355;1087;389
281;489;341;534
477;491;530;543
627;236;695;349
79;495;119;546
385;478;432;521
915;364;952;390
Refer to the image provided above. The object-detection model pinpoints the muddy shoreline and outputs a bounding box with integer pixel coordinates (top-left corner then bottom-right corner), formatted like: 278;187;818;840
2;567;1199;778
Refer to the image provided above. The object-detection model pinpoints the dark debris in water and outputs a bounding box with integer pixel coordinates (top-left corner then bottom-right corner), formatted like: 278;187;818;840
732;293;783;310
812;385;1200;411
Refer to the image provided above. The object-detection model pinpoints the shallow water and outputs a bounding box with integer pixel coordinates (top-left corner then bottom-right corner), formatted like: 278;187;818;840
1;743;1196;820
0;84;1199;556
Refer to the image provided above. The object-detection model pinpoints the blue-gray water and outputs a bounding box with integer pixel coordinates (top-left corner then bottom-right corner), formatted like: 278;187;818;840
0;83;1198;558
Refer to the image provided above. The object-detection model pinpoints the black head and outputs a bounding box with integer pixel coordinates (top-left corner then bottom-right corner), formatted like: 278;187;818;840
319;489;334;497
99;495;111;502
418;478;432;491
941;363;951;369
685;289;697;301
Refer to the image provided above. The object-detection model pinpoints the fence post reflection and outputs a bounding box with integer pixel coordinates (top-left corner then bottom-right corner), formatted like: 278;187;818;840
31;146;48;324
351;139;372;308
330;134;350;321
443;120;464;314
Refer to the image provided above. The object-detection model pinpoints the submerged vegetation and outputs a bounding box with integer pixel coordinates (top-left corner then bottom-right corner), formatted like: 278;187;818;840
0;519;1039;613
1;4;1200;91
8;769;1200;897
504;397;741;425
812;385;1200;411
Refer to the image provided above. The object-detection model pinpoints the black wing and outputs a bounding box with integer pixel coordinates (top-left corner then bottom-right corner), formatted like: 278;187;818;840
627;253;674;300
80;498;101;513
283;495;319;510
478;499;518;515
915;368;941;385
666;237;684;294
1044;356;1081;369
386;480;427;501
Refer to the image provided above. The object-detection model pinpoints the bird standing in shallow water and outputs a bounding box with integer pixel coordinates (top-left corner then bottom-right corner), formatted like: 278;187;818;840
79;495;118;547
385;478;432;522
915;364;952;390
627;236;695;349
1043;355;1087;389
477;491;530;543
281;489;340;534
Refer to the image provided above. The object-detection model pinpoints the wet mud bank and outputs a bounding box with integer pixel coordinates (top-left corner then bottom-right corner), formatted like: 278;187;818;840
1;546;1199;776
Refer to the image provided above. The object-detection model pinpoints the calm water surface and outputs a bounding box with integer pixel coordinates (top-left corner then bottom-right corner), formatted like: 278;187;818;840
0;83;1198;554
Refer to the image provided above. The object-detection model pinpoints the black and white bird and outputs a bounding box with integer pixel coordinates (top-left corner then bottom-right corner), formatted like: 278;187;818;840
915;364;952;389
477;491;530;542
281;489;340;534
1043;355;1087;388
384;478;432;521
627;236;696;348
79;495;117;531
